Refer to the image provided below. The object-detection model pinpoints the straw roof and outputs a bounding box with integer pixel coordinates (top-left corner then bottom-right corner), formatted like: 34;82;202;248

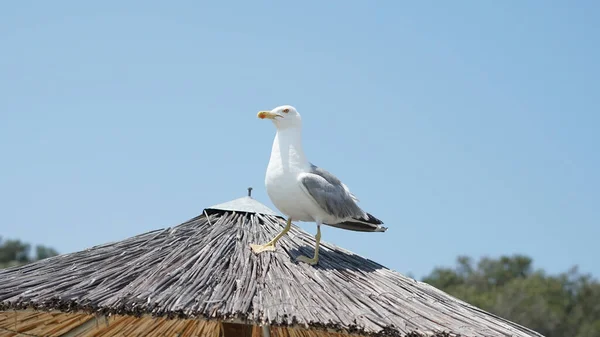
0;196;544;337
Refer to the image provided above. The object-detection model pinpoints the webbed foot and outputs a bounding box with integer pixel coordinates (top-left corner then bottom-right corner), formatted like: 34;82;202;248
296;255;319;265
250;243;277;254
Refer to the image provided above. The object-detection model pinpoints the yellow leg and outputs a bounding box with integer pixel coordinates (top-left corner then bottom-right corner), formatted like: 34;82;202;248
250;217;292;254
296;225;321;266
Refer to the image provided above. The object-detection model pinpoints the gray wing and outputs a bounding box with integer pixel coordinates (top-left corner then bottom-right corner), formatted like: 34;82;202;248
299;164;367;221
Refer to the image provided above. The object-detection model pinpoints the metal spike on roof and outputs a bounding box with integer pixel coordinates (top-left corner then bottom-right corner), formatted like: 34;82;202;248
205;187;281;217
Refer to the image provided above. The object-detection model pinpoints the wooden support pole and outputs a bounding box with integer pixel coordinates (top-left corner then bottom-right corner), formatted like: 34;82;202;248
262;324;271;337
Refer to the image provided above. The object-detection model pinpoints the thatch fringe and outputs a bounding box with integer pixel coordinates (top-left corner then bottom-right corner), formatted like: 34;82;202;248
0;311;224;337
0;311;402;337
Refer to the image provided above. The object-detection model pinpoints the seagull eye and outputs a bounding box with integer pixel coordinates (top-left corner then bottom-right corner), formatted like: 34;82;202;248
282;108;290;113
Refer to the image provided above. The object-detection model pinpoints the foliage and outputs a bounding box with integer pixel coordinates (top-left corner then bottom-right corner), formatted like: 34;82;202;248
422;255;600;337
0;237;59;269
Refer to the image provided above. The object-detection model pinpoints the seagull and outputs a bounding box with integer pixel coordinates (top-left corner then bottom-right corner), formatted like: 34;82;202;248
250;105;386;265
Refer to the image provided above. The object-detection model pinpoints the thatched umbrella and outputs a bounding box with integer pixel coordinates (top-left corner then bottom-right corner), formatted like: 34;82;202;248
0;192;544;337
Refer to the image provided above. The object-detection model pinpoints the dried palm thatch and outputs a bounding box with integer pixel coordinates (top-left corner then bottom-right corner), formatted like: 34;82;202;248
0;311;365;337
0;196;544;337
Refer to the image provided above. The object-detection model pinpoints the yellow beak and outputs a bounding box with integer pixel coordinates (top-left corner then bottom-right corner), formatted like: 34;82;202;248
257;111;281;120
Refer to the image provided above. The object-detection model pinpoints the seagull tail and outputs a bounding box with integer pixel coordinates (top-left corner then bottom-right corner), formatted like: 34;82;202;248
326;213;387;232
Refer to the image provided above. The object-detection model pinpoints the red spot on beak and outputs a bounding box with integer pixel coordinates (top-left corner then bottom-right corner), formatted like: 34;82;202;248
257;111;270;119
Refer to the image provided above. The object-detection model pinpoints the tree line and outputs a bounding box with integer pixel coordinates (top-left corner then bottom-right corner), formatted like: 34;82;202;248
422;255;600;337
1;238;598;336
0;237;58;269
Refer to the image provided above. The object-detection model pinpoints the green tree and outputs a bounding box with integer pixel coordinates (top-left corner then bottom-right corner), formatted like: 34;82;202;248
35;245;59;260
0;237;59;269
422;255;600;337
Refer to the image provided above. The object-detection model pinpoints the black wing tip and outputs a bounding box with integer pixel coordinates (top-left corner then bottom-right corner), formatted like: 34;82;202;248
327;220;387;232
326;212;386;232
362;212;384;225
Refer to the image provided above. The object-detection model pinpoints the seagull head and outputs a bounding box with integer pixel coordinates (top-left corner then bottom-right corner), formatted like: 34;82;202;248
257;105;302;129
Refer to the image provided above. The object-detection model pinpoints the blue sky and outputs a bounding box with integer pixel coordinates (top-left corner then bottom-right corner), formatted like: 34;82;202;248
1;1;598;279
